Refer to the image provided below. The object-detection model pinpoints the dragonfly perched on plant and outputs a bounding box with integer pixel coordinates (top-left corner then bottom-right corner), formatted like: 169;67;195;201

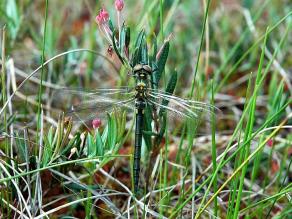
56;6;216;194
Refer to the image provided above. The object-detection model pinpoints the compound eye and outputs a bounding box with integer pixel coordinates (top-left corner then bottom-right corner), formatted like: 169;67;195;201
143;65;152;73
133;64;143;73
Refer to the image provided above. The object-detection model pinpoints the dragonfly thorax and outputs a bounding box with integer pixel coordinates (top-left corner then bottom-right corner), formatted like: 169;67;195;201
133;64;151;99
135;82;148;99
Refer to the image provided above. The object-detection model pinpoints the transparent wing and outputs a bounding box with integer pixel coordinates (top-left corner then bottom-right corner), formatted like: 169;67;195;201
60;87;134;98
52;87;136;122
146;90;219;122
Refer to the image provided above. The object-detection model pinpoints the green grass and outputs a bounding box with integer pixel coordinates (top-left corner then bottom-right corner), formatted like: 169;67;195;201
0;0;291;218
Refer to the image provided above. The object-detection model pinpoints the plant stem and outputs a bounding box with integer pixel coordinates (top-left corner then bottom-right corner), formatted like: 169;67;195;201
36;0;49;153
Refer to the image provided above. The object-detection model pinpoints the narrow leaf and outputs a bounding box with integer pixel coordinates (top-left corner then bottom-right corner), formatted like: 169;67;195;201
119;24;126;54
159;70;177;117
141;41;148;64
125;26;131;48
95;130;104;157
155;41;169;83
87;134;96;158
112;29;125;64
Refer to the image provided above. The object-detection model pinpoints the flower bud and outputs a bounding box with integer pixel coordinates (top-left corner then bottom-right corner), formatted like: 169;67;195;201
115;0;124;11
267;139;273;147
92;118;102;129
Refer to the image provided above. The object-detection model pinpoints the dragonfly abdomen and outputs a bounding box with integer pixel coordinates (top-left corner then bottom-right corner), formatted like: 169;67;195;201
133;99;145;194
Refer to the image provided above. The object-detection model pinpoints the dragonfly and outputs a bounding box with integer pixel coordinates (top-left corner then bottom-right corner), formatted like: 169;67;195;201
47;19;216;194
59;62;215;194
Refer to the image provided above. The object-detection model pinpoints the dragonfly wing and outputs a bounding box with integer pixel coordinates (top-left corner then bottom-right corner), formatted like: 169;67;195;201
147;90;219;122
59;87;134;97
52;87;135;122
67;98;136;122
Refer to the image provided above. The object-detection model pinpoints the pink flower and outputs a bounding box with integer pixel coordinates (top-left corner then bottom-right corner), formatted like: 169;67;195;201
95;14;103;25
267;139;273;147
95;8;109;25
95;8;113;43
115;0;124;11
92;118;102;129
100;8;109;21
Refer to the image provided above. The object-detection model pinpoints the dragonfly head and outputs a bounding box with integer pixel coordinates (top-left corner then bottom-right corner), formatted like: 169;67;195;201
133;64;152;79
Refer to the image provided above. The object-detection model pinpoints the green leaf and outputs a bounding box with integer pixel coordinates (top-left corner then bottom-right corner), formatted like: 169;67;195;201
150;60;158;90
119;24;126;54
6;0;20;41
112;29;125;65
154;113;167;147
131;30;145;66
155;41;170;83
141;41;148;64
108;19;115;32
125;26;131;49
42;127;54;167
107;113;117;150
152;35;158;59
87;134;96;158
134;29;145;48
131;47;140;67
95;129;104;157
0;115;15;132
159;70;177;117
267;80;287;125
117;111;126;141
15;133;29;164
243;0;254;9
150;70;178;149
101;124;108;150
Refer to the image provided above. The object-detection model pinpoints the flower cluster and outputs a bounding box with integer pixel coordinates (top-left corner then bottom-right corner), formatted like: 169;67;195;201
95;8;112;43
95;8;109;25
95;0;125;45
